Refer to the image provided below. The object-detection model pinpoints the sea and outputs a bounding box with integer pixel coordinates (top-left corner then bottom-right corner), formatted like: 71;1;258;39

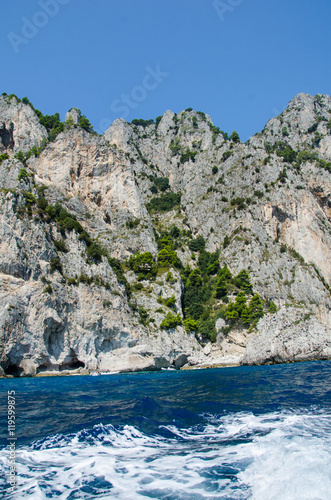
0;360;330;499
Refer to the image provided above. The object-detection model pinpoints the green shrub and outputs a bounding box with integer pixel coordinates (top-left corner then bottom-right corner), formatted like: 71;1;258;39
126;218;140;229
22;191;36;204
215;276;227;298
77;273;93;285
78;116;93;132
197;111;206;121
166;271;175;283
276;147;297;163
215;264;232;298
157;247;182;269
296;150;317;164
50;257;62;274
198;317;217;342
108;257;130;293
169;139;181;155
232;269;252;293
222;150;233;162
198;249;219;275
18;167;28;180
247;294;264;325
37;111;64;141
187;269;203;288
225;291;247;322
6;93;20;103
86;241;106;262
67;278;77;286
277;168;288;183
183;317;198;332
188;235;205;252
146;192;181;212
208;122;222;143
131;119;154;127
138;306;149;325
165;295;176;308
288;247;305;264
170;225;180;238
43;284;52;294
160;312;182;329
230;131;240;143
230;197;246;210
128;252;157;278
317;159;331;172
0;153;9;165
268;301;277;313
53;239;68;252
224;292;264;327
150;176;170;192
212;165;218;174
37;196;48;210
223;235;230;248
180;147;197;164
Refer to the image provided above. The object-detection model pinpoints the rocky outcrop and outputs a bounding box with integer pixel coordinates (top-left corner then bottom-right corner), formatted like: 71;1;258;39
243;307;331;365
0;95;48;153
0;92;330;376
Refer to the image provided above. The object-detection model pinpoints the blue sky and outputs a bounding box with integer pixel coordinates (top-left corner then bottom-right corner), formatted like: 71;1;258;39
1;0;330;141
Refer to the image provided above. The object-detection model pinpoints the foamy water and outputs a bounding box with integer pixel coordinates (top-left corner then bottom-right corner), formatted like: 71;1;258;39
1;409;330;499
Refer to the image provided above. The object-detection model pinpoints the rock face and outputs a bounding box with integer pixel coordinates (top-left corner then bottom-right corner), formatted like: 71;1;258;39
243;307;331;364
0;95;47;153
0;93;330;376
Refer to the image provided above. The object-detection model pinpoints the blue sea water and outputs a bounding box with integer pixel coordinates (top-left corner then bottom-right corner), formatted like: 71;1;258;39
0;360;330;499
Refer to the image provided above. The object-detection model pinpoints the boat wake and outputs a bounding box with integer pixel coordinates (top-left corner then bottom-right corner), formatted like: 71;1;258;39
1;408;330;499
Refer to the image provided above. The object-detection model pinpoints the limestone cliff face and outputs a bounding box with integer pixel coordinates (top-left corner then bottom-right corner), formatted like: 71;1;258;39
0;92;330;376
0;95;47;153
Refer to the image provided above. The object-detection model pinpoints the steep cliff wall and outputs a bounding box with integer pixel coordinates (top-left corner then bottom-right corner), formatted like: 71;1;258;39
0;92;330;376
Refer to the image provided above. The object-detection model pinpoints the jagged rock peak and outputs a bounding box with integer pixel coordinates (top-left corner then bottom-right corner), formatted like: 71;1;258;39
104;118;134;147
65;107;81;125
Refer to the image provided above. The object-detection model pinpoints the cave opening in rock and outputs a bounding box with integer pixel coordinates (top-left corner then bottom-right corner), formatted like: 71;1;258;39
59;359;85;371
4;363;23;376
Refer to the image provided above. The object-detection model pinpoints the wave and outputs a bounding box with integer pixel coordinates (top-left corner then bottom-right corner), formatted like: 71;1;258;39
1;408;330;499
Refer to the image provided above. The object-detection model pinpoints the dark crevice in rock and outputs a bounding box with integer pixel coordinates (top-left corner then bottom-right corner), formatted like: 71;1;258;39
104;211;111;224
36;363;51;374
0;122;14;150
272;206;294;222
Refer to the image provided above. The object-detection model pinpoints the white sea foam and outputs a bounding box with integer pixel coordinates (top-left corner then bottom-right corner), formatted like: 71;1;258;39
0;409;330;499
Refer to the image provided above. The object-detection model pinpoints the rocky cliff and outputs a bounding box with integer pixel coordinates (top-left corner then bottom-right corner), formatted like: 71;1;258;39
0;92;330;376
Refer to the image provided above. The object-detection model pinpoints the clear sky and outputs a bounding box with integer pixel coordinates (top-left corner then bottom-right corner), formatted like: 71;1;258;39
1;0;330;141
